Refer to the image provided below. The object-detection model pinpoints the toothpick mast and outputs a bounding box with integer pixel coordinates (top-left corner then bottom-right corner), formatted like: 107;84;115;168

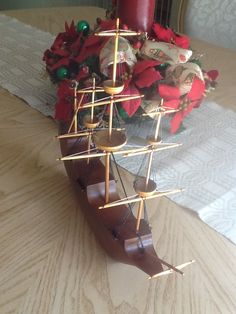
133;100;180;232
58;103;182;219
90;98;182;232
148;260;196;279
67;81;105;135
143;99;180;187
68;83;85;134
96;18;140;139
94;18;142;203
145;99;165;188
73;83;78;133
105;18;120;202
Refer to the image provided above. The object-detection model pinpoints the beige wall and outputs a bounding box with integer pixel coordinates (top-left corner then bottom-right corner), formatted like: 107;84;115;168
0;0;110;10
185;0;236;51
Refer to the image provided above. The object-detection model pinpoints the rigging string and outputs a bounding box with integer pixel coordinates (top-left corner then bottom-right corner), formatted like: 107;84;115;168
134;152;147;183
70;137;83;153
111;153;133;213
111;153;145;249
97;105;107;126
114;103;126;130
143;201;150;225
110;153;141;229
133;152;151;228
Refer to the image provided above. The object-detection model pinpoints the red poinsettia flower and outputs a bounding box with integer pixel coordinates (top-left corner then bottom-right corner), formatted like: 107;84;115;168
52;21;78;50
119;60;162;116
97;19;116;31
55;80;75;121
43;21;83;76
174;33;190;50
206;70;219;81
75;19;117;64
204;69;219;87
55;76;89;121
75;34;105;64
158;77;205;133
152;23;190;49
152;23;175;43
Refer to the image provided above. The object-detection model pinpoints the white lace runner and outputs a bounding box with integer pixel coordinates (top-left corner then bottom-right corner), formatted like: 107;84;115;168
0;14;56;117
0;14;235;244
117;103;236;244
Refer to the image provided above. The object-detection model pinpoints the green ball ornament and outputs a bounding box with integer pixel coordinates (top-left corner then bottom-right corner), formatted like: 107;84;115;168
56;67;69;80
118;107;129;120
159;63;168;70
76;20;90;36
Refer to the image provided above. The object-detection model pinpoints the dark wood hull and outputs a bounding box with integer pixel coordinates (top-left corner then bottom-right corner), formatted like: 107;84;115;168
59;122;164;277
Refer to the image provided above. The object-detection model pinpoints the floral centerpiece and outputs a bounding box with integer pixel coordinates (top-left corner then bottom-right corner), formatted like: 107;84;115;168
43;0;218;133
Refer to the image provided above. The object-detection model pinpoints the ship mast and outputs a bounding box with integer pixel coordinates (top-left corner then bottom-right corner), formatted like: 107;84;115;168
96;97;195;277
100;99;182;233
58;98;182;216
57;80;104;139
56;19;196;279
93;18;141;203
57;18;143;203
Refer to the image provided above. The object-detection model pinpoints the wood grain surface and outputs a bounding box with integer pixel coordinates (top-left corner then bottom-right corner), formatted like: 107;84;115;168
0;8;236;314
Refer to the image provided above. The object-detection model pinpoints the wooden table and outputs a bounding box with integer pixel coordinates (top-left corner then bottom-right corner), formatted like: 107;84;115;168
0;7;236;314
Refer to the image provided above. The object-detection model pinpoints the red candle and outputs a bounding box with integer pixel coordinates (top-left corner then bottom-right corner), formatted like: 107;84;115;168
117;0;156;33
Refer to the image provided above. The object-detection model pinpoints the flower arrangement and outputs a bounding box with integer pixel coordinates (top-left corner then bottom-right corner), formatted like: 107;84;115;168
43;2;218;133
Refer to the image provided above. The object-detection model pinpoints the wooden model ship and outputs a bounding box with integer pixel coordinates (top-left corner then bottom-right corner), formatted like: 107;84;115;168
57;19;194;279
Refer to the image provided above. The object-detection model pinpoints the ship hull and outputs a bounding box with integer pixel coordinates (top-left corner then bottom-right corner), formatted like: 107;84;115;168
59;122;164;277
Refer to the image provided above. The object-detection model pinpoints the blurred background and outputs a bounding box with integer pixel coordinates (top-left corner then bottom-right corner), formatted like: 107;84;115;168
1;0;235;50
0;0;110;10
